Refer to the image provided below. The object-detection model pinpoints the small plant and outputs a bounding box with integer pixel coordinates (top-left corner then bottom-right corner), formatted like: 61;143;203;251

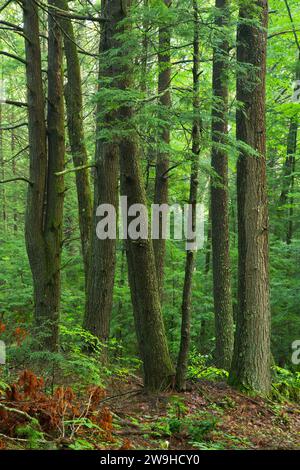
271;366;300;402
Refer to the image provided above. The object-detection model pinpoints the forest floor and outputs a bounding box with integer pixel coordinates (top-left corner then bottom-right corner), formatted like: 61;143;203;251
0;370;299;450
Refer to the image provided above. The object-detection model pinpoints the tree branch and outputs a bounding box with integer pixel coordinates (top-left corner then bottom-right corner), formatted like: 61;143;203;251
0;177;33;185
0;50;27;65
0;122;28;131
0;0;12;14
55;163;95;176
2;100;28;108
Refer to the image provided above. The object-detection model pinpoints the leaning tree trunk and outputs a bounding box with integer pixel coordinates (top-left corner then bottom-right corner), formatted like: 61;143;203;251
115;0;174;391
60;0;92;283
23;0;65;351
210;0;234;370
153;0;172;299
229;0;271;394
175;0;201;392
83;0;119;343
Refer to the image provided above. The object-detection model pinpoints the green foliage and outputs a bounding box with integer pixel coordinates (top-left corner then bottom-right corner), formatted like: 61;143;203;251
188;349;228;381
15;420;45;449
69;439;94;450
271;366;300;402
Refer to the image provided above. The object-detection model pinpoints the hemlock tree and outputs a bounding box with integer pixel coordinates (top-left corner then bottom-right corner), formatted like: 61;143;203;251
229;0;271;394
59;0;93;284
153;0;172;299
175;0;201;392
116;0;175;391
211;0;234;370
83;0;119;343
23;0;65;350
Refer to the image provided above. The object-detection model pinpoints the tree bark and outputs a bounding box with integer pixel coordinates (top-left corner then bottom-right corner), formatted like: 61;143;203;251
0;101;7;231
229;0;271;394
59;0;92;282
210;0;234;370
83;0;119;343
23;0;65;351
117;0;174;391
153;0;172;299
175;0;200;392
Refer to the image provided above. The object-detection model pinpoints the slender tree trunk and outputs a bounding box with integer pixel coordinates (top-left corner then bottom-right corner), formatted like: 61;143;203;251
278;57;300;244
0;102;7;231
23;0;65;351
117;0;174;391
10;103;18;233
229;0;271;394
153;0;172;299
211;0;234;370
175;0;201;392
60;0;92;282
83;0;119;343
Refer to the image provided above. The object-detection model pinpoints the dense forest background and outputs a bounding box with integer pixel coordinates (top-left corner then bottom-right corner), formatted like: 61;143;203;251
0;0;299;451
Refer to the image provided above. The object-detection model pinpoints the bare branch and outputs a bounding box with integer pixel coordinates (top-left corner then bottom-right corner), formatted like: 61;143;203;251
0;122;28;131
0;50;27;65
0;177;33;185
55;163;95;176
0;0;13;14
3;100;28;108
0;20;23;32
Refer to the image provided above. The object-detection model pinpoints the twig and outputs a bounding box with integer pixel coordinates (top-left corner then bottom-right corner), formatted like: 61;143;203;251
0;0;12;14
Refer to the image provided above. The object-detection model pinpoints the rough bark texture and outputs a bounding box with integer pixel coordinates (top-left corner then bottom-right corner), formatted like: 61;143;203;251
153;0;172;299
23;0;65;351
211;0;234;370
60;0;92;282
229;0;271;394
175;0;200;392
83;0;119;342
117;0;174;391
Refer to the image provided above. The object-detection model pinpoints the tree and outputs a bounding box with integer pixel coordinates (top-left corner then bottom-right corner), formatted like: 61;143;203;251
23;0;65;350
210;0;234;370
117;0;175;391
229;0;271;394
83;0;119;344
59;0;92;282
153;0;172;299
175;0;201;391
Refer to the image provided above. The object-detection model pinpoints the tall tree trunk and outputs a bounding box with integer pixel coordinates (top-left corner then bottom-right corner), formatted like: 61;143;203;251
175;0;201;391
278;58;300;244
117;0;174;391
83;0;119;343
210;0;234;370
10;102;18;234
229;0;271;394
23;0;65;351
60;0;92;282
153;0;172;299
0;101;7;231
